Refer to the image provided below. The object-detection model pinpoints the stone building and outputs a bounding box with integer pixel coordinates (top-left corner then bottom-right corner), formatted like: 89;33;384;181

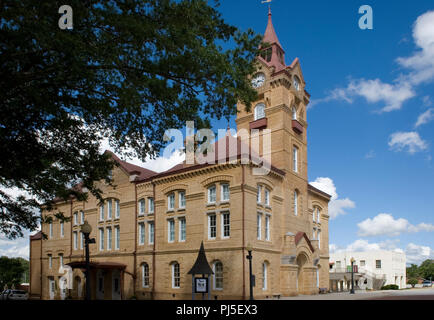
29;10;331;300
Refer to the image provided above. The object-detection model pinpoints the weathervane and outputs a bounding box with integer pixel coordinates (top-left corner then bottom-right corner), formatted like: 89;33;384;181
261;0;272;12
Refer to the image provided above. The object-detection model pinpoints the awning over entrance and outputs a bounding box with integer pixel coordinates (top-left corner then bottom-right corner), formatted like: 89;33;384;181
67;261;127;270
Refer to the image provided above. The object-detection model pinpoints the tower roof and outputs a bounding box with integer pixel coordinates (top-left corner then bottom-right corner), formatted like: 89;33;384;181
263;7;282;48
188;241;214;275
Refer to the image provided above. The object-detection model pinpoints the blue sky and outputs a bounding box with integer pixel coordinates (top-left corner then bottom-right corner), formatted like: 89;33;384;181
1;0;433;265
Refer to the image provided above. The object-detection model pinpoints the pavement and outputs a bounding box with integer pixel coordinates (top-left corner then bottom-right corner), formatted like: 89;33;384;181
267;287;434;300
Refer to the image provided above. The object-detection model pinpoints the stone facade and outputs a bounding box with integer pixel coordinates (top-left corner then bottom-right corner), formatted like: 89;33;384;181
29;10;331;300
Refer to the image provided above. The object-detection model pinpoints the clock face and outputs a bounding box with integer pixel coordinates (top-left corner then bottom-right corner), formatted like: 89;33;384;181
252;73;265;89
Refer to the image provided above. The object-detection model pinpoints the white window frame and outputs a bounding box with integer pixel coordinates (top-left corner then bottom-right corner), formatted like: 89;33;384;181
115;199;120;219
73;212;78;226
139;199;145;216
139;223;145;245
99;203;104;221
208;214;217;240
294;190;298;216
317;229;321;249
168;219;175;243
262;262;268;291
60;222;64;238
168;193;175;210
99;228;104;251
179;191;186;209
107;199;112;220
292;106;297;120
148;222;154;244
257;185;262;204
221;184;230;202
257;213;262;240
148;198;154;214
265;215;270;241
49;222;53;239
213;261;223;290
254;103;266;121
73;231;78;250
80;211;84;225
59;254;64;268
172;263;180;289
179;218;186;242
208;186;216;204
48;254;52;269
221;212;230;239
114;226;120;250
142;264;149;288
80;231;84;250
265;188;270;206
107;227;112;251
293;146;298;173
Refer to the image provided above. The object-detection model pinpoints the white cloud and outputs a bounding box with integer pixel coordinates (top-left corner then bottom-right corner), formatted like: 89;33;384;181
357;213;434;237
405;243;434;265
365;150;376;159
0;234;30;259
309;177;355;219
388;131;428;154
313;11;434;113
415;108;434;127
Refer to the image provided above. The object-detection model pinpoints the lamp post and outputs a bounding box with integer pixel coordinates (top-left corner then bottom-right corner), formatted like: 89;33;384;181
350;257;355;294
80;220;95;300
246;243;254;300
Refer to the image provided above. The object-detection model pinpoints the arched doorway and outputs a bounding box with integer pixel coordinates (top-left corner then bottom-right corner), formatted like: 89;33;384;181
296;253;308;294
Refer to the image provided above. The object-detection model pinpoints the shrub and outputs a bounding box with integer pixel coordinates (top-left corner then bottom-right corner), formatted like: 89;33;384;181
381;284;399;290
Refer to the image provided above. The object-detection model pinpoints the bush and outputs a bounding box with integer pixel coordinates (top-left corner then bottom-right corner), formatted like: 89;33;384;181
408;278;418;288
381;284;399;290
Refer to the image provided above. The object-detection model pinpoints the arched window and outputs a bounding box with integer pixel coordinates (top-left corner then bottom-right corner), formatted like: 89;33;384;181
294;190;298;216
293;76;301;91
262;262;268;291
142;263;149;288
171;262;180;288
292;106;297;120
254;103;266;120
213;261;223;290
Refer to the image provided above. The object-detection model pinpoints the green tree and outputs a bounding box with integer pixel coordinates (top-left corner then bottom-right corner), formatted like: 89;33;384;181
419;259;434;280
407;278;418;288
0;0;262;238
406;264;421;279
0;256;26;289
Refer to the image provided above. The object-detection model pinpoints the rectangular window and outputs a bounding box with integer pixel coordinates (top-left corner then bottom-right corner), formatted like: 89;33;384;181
221;184;230;202
179;218;186;242
73;232;78;250
221;212;230;238
107;199;112;220
73;212;78;225
208;214;217;239
318;229;321;249
99;228;104;251
168;220;175;242
265;215;270;241
168;193;175;210
100;204;104;221
139;223;145;245
139;199;145;215
360;260;366;267
336;261;341;269
148;222;154;244
179;191;186;209
59;254;63;268
257;213;262;240
313;228;317;240
265;189;270;206
48;255;52;269
60;222;64;238
317;208;321;223
49;223;53;239
294;191;298;216
80;211;84;225
142;264;149;288
293;146;298;173
148;198;154;214
114;226;120;250
172;263;180;288
376;260;382;269
208;186;216;203
107;227;112;251
257;185;262;203
80;232;83;249
115;199;120;218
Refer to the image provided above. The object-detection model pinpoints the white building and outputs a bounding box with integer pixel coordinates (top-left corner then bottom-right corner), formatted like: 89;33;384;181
329;250;406;291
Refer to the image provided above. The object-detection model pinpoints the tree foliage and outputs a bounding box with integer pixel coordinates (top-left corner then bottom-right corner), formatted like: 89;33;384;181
0;256;27;289
0;0;262;238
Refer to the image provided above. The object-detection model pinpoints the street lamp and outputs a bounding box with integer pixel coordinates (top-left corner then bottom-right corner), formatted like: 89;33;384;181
350;257;355;294
246;243;254;300
80;220;95;300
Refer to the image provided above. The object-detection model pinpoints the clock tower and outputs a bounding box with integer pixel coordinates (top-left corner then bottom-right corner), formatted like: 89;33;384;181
236;8;310;181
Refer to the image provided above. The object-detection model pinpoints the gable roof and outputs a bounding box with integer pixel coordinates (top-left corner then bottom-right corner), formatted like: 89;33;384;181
295;231;315;253
105;150;157;181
